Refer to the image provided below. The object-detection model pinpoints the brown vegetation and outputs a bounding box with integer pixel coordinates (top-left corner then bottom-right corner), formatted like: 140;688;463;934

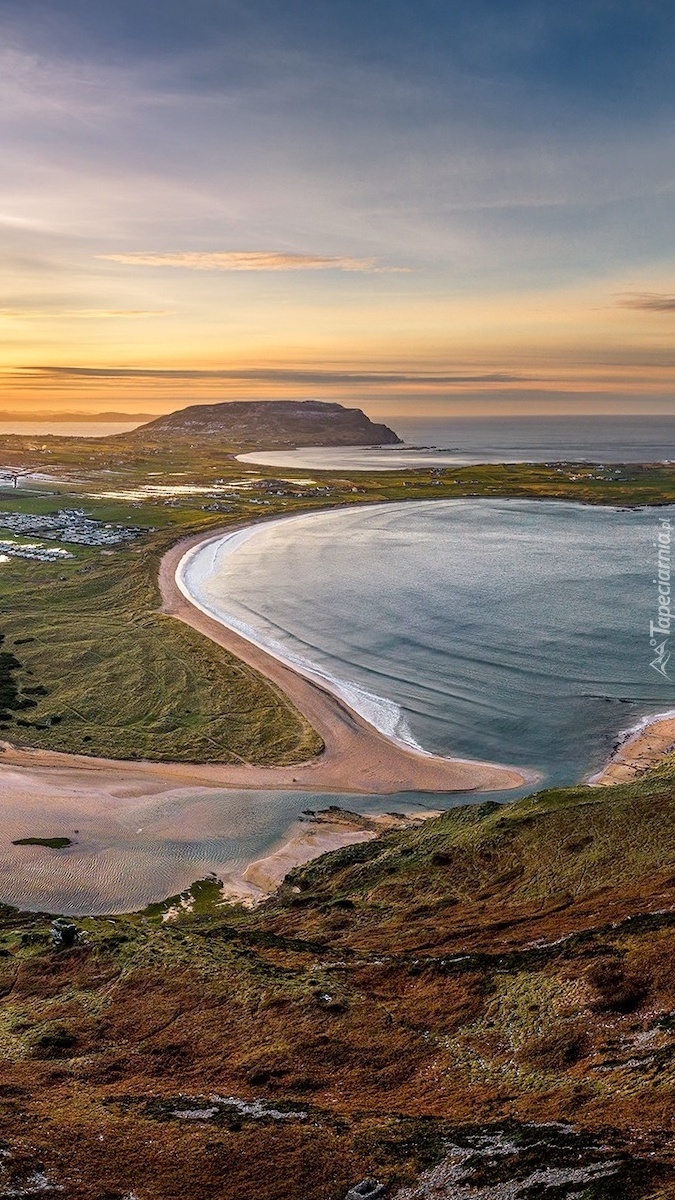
0;768;675;1196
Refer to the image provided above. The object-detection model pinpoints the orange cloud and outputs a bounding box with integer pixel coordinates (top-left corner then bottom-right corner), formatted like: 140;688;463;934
97;251;404;272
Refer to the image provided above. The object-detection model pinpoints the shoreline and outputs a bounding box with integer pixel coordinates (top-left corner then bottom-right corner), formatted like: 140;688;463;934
590;709;675;786
210;806;441;908
160;511;530;794
0;501;530;917
175;506;429;754
0;502;669;913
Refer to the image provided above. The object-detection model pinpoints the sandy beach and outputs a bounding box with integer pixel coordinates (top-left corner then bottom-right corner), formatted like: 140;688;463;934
0;748;446;913
590;711;675;786
0;514;528;799
160;520;529;794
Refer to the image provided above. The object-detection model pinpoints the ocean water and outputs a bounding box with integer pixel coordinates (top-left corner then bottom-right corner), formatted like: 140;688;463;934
3;494;673;916
3;413;673;464
237;414;675;470
181;499;675;788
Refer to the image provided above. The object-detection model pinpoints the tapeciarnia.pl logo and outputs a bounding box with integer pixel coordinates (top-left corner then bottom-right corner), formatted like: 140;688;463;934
650;516;672;679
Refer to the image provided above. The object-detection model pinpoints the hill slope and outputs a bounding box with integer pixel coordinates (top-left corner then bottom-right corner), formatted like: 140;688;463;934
1;762;675;1197
134;400;402;447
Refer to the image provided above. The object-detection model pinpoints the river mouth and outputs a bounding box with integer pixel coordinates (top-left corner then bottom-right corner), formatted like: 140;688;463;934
0;776;504;916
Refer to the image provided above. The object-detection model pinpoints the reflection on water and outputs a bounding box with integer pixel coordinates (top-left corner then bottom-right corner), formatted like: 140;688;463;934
0;421;145;438
237;415;675;470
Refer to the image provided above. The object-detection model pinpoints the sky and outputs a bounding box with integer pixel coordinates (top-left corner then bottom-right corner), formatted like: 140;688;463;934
1;0;675;418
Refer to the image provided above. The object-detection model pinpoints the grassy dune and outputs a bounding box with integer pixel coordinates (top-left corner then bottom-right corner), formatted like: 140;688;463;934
0;765;674;1195
0;534;322;763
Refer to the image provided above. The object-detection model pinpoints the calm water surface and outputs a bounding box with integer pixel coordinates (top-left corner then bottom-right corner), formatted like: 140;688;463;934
2;427;674;914
238;415;675;470
183;498;675;788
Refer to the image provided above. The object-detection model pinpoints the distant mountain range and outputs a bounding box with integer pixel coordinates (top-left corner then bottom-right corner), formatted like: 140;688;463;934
133;400;402;447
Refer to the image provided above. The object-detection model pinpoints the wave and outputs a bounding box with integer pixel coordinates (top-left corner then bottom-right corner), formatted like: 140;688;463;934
176;519;429;755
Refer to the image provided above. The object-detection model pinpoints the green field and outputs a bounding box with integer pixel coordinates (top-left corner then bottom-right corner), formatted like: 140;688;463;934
1;432;675;1194
0;533;323;763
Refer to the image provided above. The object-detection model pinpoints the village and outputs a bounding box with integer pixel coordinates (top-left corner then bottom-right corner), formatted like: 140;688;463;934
0;507;150;548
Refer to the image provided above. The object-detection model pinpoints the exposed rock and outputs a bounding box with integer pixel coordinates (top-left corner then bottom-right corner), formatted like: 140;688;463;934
392;1124;640;1199
345;1182;386;1200
49;919;79;949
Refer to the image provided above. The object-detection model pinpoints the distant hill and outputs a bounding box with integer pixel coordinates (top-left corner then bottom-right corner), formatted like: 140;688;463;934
133;400;401;447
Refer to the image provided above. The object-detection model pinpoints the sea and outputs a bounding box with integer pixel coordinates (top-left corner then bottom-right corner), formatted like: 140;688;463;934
237;414;675;469
0;421;143;437
2;413;674;463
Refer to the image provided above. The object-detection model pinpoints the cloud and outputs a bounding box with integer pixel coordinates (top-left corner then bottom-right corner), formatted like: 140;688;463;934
615;292;675;312
22;366;530;385
97;251;403;273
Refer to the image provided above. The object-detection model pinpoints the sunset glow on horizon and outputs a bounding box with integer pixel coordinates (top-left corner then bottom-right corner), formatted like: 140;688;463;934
1;1;675;418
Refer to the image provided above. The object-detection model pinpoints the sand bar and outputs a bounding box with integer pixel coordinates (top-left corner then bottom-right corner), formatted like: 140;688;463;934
215;806;441;907
0;511;531;913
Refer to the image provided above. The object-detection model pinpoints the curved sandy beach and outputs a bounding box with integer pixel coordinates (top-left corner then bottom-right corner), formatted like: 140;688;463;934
0;510;529;913
0;511;527;806
159;517;529;794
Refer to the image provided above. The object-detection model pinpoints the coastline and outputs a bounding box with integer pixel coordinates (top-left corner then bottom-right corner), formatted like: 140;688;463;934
159;511;530;794
175;506;429;753
0;503;531;915
2;503;671;913
590;709;675;786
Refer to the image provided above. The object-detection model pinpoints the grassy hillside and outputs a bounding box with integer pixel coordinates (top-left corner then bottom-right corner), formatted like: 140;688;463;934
0;766;674;1197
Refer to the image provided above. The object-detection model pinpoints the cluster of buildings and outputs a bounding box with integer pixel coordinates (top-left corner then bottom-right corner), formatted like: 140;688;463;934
250;478;336;498
0;508;148;547
0;539;72;563
552;466;628;481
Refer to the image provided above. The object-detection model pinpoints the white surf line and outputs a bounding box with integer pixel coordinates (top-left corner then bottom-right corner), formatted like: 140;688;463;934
586;706;675;784
175;503;541;782
175;511;431;757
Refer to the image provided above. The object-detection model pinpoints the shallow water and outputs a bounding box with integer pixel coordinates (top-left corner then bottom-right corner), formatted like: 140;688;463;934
0;781;465;916
0;421;144;438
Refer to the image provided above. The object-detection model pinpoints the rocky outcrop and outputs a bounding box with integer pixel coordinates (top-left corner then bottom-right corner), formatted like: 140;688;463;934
345;1182;386;1200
